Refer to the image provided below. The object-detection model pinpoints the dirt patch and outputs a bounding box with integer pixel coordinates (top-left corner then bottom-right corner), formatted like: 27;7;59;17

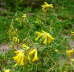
0;43;9;53
69;40;74;48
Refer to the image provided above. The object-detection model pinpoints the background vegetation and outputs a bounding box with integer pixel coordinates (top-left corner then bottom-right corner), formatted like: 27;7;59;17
0;0;74;72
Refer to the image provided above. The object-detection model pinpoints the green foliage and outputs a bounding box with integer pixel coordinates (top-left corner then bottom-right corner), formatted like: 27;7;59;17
0;16;10;43
0;0;74;72
3;0;74;11
4;0;47;10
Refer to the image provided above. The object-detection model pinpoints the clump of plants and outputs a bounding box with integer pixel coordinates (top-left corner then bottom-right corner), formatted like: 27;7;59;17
0;2;74;72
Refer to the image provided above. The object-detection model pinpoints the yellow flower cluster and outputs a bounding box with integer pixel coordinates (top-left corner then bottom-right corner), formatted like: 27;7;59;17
21;43;29;50
12;36;19;43
13;50;26;65
71;31;74;35
8;24;18;41
41;2;53;12
35;31;54;44
13;48;38;65
71;58;74;62
29;49;38;62
66;49;74;61
66;49;74;57
22;14;27;18
4;69;11;72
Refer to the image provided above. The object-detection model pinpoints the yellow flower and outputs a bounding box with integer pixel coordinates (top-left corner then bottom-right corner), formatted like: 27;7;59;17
66;49;74;57
15;18;19;21
21;44;29;50
35;31;54;44
4;69;11;72
29;49;38;62
70;58;74;62
55;49;59;52
32;50;38;62
42;2;53;12
22;14;27;18
35;32;43;41
71;31;74;35
12;36;19;43
42;31;54;44
13;50;27;65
